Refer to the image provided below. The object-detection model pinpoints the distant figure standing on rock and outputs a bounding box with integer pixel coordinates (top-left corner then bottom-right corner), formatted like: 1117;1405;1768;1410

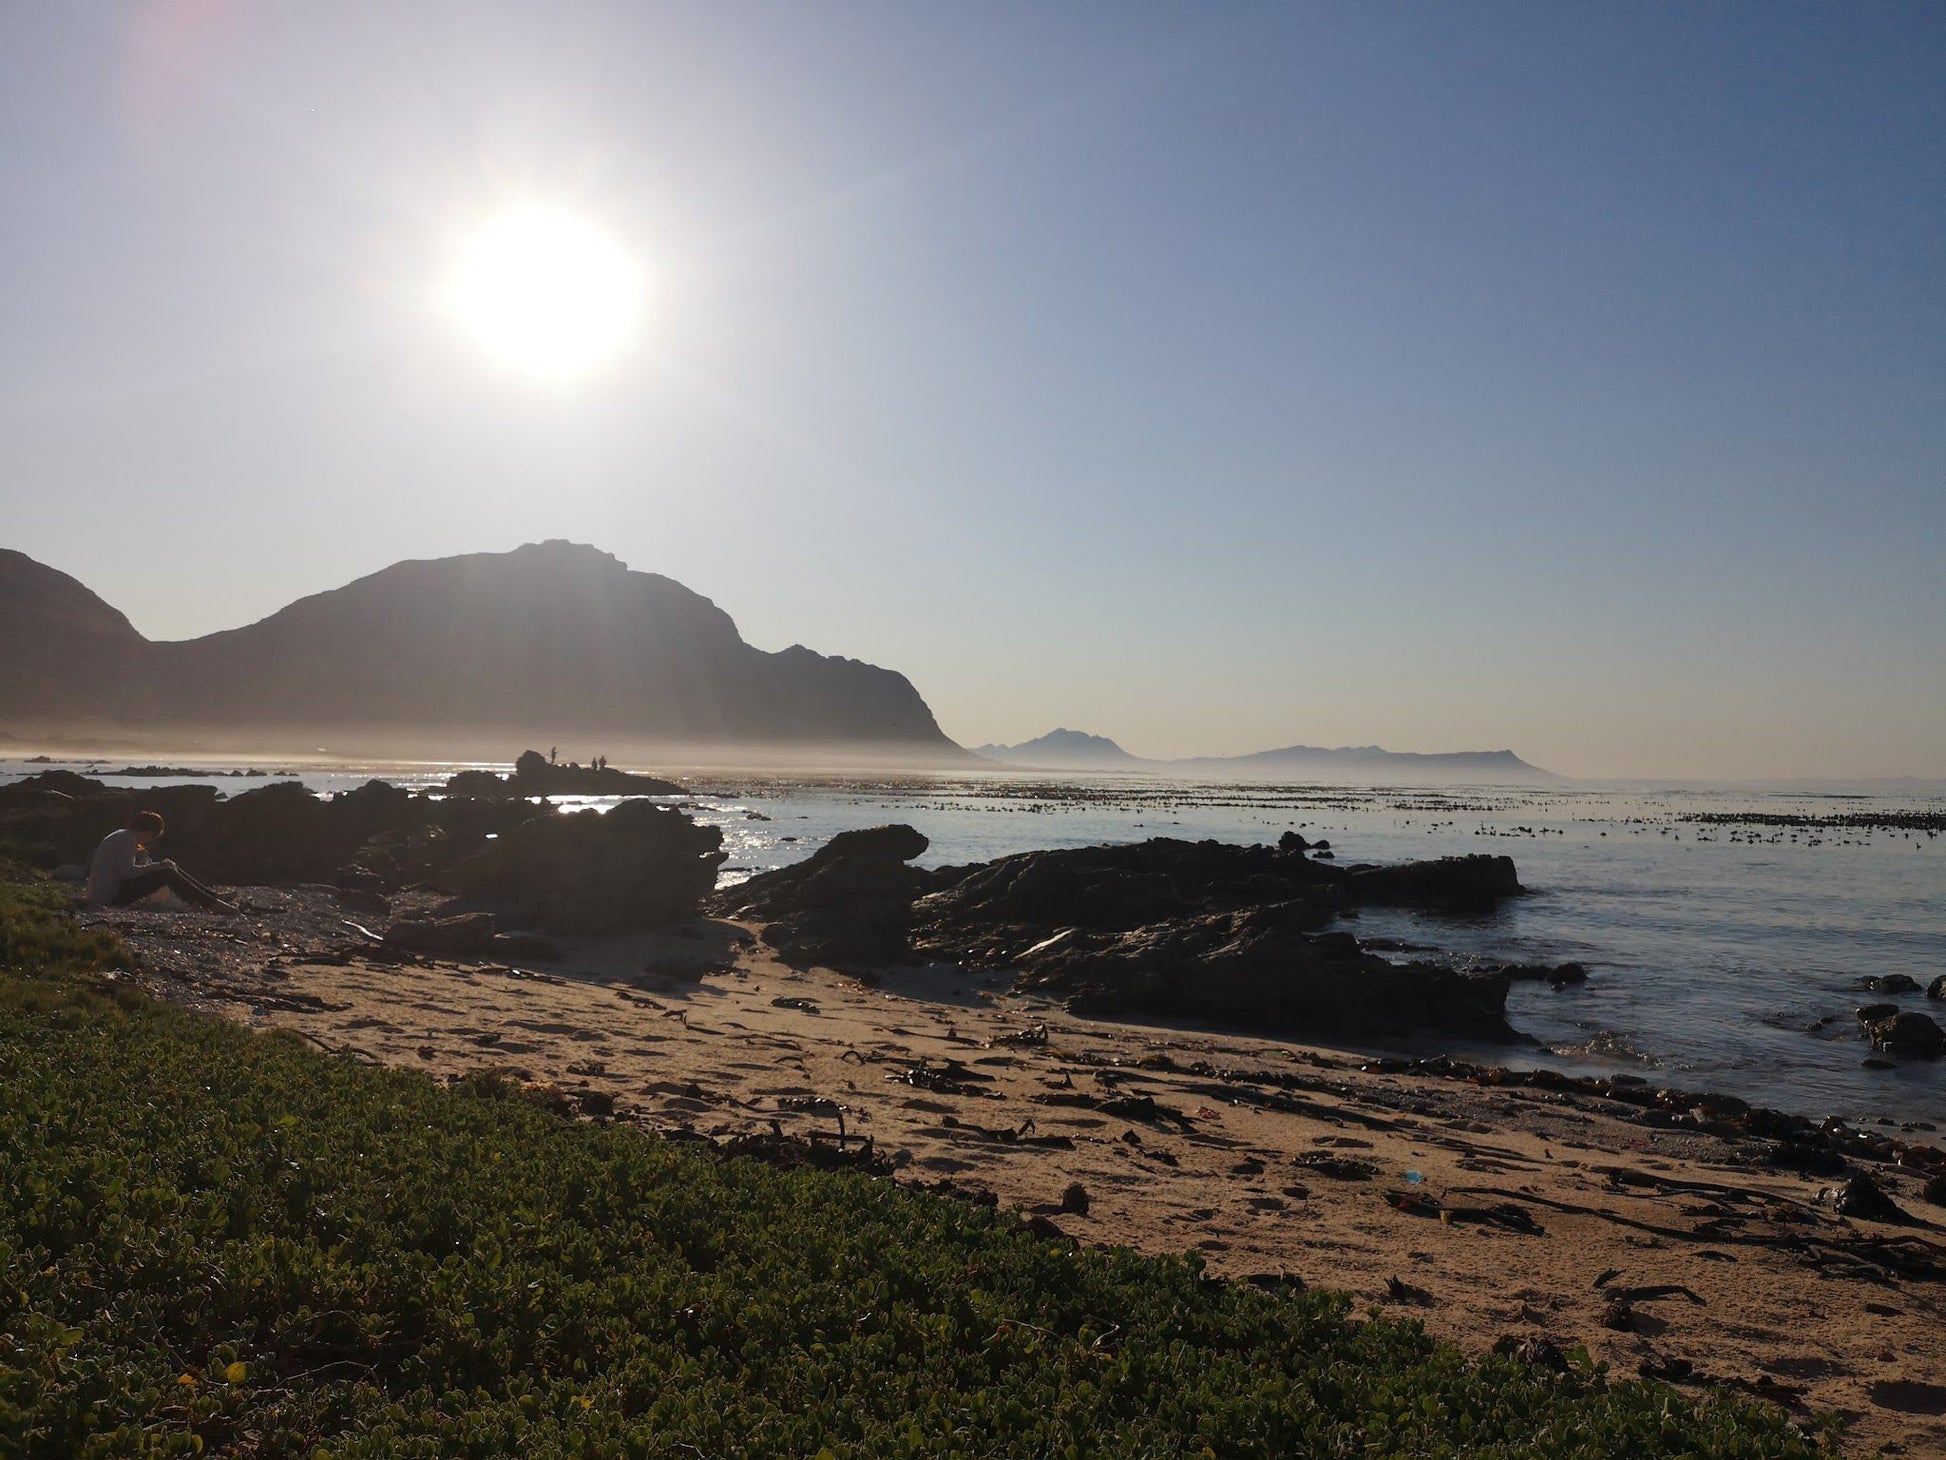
84;811;238;913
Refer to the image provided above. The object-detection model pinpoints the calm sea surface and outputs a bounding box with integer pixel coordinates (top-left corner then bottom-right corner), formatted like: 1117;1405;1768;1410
8;758;1943;1128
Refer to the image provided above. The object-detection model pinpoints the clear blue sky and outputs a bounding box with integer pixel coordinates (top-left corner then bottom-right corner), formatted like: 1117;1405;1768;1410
2;2;1941;778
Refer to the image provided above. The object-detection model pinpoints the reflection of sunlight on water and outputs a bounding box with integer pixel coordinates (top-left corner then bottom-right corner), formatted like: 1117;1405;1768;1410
1;757;1942;1125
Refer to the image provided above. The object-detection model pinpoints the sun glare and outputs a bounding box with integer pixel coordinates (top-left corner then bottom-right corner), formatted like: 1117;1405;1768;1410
445;207;642;380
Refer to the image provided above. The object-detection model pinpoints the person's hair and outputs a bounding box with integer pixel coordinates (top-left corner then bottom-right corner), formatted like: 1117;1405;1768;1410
130;811;165;836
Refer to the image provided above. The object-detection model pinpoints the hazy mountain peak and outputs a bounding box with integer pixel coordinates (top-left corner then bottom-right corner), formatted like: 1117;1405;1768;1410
975;728;1140;767
0;544;963;763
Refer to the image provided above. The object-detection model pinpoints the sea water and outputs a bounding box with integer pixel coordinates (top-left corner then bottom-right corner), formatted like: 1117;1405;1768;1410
7;758;1942;1128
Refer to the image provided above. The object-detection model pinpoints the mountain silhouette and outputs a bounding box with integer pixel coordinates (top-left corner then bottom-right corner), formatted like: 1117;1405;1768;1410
976;725;1559;782
0;541;961;761
974;728;1142;768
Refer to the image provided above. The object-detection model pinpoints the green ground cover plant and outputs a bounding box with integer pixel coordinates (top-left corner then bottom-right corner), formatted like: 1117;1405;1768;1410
0;859;128;980
0;873;1820;1457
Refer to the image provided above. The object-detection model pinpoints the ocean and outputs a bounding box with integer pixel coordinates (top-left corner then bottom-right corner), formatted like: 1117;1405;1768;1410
7;757;1943;1128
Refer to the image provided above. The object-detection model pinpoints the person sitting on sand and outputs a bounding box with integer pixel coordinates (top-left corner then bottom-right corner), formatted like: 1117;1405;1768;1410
84;811;238;913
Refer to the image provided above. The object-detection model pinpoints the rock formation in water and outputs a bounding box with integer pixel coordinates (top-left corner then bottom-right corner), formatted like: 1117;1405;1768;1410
713;827;1525;1041
442;749;684;798
0;541;962;760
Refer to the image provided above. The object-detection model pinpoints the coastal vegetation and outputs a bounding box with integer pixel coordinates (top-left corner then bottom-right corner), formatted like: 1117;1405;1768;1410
0;868;1826;1458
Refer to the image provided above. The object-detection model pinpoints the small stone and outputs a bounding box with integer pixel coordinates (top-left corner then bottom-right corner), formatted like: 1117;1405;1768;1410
1058;1182;1091;1216
1855;973;1921;995
1828;1173;1911;1224
1494;1334;1570;1371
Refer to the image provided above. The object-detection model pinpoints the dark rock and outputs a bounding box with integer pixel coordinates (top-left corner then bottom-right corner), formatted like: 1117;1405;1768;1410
443;769;511;797
332;887;393;917
384;912;499;954
716;831;1522;1040
1766;1139;1849;1177
1928;975;1946;1001
450;752;684;798
1019;1213;1073;1246
1058;1182;1091;1216
1856;1003;1901;1025
914;839;1340;942
338;823;471;892
997;910;1513;1042
709;824;931;966
576;1089;617;1118
0;768;104;806
436;799;724;935
1855;973;1922;995
1343;855;1523;911
1493;1335;1569;1372
819;825;931;862
1868;1012;1946;1058
1828;1173;1913;1224
492;930;563;962
1922;1174;1946;1207
1277;830;1310;853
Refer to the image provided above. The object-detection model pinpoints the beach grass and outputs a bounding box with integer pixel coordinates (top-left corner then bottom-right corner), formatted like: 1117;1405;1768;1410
0;872;1824;1458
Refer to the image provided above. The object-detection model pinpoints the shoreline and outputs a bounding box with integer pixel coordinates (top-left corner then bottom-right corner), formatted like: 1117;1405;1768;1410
5;754;1942;1128
85;886;1946;1453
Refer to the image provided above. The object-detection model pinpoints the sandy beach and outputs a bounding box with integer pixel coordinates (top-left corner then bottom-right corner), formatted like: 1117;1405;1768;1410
88;887;1946;1454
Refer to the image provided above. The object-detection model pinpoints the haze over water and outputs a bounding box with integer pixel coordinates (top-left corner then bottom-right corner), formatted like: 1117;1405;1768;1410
12;756;1941;1129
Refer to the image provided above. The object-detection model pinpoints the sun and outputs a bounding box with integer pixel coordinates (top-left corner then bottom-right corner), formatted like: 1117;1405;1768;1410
445;207;643;379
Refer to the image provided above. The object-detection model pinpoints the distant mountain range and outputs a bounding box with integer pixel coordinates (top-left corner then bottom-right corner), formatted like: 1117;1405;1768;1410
975;728;1560;783
0;541;964;763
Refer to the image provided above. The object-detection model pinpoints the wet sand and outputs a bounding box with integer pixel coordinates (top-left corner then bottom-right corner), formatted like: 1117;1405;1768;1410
89;889;1946;1453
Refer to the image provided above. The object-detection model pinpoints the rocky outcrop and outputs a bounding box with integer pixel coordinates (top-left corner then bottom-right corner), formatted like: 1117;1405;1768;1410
0;770;721;934
1342;855;1523;911
710;825;931;967
914;838;1343;951
0;770;528;886
1856;973;1922;995
1868;1012;1946;1059
433;799;725;935
443;750;684;798
999;908;1513;1040
716;829;1525;1041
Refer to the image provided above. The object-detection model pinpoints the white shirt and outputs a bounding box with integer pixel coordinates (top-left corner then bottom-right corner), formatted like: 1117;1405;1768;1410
85;828;151;905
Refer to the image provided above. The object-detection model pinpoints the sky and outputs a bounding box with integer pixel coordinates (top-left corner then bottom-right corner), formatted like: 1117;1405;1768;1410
1;2;1942;781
